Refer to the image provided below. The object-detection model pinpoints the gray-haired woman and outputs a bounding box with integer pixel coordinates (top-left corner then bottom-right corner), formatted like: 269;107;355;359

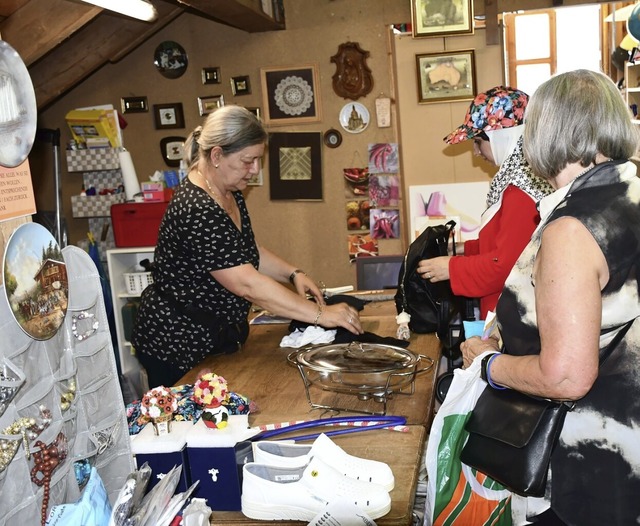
132;106;362;388
461;70;640;524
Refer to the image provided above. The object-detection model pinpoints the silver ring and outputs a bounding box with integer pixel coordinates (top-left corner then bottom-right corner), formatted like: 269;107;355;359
426;272;431;279
348;316;353;324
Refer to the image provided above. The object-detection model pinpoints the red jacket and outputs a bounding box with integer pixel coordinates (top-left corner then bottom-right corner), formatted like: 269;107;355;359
448;184;541;319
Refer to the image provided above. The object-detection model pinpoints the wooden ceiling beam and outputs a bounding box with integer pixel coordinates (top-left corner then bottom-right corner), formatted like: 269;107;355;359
28;2;183;110
0;0;102;65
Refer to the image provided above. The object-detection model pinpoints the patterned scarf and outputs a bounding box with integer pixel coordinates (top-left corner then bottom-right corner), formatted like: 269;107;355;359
485;136;554;208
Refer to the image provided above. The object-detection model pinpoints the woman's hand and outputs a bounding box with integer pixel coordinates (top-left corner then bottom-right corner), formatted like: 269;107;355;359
292;273;325;305
460;336;500;368
417;256;451;283
318;302;363;335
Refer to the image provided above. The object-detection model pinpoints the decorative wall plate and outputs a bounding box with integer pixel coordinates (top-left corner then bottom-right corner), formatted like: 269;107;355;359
323;129;343;148
154;41;188;79
3;223;68;340
339;102;370;134
0;40;37;168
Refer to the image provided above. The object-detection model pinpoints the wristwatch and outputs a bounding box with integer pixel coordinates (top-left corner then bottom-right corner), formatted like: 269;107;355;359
480;352;499;383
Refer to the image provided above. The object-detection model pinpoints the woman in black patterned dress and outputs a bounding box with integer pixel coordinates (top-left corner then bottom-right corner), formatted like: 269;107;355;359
460;70;640;524
132;106;362;388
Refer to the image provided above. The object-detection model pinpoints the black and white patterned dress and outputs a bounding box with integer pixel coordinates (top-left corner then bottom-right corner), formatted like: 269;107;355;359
132;178;259;376
496;161;640;524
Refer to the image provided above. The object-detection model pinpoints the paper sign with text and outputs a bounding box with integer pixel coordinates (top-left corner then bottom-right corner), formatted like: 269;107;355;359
0;159;36;222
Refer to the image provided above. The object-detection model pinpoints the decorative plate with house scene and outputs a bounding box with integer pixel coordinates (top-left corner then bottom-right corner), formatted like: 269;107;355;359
3;223;68;340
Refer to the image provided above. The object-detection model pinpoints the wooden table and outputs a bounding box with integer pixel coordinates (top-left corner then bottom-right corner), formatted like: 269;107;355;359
177;300;440;526
178;300;441;427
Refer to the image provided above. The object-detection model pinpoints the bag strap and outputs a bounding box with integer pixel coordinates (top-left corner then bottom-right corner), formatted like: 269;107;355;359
599;318;634;365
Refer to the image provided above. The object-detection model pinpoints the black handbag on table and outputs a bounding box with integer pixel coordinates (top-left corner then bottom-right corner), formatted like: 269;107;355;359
460;320;634;497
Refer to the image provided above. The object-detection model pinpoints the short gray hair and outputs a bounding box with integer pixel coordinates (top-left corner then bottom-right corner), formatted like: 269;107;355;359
184;105;267;170
523;69;639;180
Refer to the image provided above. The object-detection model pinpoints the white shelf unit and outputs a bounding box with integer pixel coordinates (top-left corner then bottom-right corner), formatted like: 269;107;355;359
626;62;640;126
107;246;155;396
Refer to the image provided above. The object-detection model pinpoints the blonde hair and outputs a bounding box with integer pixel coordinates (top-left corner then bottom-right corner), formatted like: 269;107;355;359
183;106;267;170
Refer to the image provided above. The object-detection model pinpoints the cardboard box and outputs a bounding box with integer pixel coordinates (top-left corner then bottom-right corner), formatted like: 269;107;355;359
143;190;165;202
185;416;255;511
111;201;168;247
130;421;193;494
141;182;164;192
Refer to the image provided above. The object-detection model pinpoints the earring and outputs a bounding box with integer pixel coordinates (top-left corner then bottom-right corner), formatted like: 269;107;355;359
214;164;219;168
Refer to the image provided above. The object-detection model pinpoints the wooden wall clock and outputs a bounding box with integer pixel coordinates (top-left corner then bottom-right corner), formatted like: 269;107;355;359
330;42;374;100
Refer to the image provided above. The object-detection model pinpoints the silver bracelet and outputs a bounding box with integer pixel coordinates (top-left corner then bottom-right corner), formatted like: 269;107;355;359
289;269;306;284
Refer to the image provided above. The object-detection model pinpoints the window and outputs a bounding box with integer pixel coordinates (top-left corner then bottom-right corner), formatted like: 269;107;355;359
503;5;602;96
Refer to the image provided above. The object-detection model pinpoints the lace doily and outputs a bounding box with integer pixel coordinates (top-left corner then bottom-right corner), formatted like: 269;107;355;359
274;75;314;116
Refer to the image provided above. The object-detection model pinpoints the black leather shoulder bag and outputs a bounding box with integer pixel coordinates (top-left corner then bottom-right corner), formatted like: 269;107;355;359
460;320;633;497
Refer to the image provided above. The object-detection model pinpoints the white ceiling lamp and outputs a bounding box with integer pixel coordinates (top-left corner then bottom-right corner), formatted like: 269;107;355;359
80;0;158;22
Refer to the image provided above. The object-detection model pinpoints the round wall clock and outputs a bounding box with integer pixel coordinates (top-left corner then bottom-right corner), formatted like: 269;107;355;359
3;223;68;340
154;41;188;79
323;129;343;148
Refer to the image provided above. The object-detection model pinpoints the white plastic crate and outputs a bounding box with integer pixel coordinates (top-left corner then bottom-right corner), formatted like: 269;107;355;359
123;272;154;295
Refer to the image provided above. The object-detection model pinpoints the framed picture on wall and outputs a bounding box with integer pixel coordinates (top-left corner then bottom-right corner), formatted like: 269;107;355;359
260;65;322;126
153;103;185;129
411;0;474;38
416;49;476;104
268;132;323;200
198;95;225;116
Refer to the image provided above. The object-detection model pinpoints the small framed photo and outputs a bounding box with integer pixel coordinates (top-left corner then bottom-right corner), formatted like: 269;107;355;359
411;0;474;38
246;107;261;120
160;136;185;167
121;96;148;114
202;67;221;85
231;75;251;96
153;103;185;129
260;64;322;126
416;50;476;104
198;95;225;116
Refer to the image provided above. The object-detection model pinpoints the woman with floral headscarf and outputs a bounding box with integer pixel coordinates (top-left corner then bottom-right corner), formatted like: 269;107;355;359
417;86;553;319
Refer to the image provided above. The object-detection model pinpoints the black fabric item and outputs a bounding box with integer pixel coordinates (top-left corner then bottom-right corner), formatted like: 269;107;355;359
461;320;633;497
394;220;468;337
287;295;409;348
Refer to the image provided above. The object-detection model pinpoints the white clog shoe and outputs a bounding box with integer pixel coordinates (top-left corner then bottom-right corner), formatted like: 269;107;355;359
241;456;391;521
252;432;395;490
